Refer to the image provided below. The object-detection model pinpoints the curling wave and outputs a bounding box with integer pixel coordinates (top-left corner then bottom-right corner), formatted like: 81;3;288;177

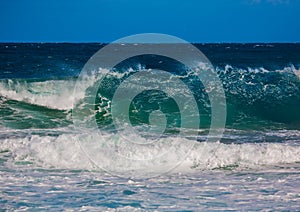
1;65;300;130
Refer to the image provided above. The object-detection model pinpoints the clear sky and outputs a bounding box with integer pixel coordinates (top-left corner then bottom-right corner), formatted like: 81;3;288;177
0;0;299;43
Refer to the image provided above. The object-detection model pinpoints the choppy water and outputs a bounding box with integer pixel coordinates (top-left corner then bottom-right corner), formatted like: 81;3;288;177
0;43;299;210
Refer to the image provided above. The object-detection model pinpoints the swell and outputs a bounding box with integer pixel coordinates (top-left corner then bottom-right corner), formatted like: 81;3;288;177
221;65;300;125
91;64;300;130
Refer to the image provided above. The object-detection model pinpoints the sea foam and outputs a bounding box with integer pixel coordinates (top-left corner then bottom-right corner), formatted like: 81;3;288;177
1;132;299;175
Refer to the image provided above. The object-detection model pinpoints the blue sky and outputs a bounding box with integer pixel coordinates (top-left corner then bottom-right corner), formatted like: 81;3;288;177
0;0;299;43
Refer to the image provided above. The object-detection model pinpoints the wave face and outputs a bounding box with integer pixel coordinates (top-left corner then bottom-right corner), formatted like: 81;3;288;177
0;43;300;173
1;65;300;130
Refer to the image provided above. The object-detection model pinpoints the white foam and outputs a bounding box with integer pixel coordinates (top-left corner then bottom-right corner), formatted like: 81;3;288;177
0;79;77;110
1;132;299;173
0;72;102;110
293;68;300;79
220;64;300;75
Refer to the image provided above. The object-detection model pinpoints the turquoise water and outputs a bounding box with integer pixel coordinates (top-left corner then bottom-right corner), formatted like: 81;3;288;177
0;43;299;210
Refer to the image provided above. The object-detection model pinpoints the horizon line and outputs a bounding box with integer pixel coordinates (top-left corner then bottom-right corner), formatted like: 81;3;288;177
1;41;300;44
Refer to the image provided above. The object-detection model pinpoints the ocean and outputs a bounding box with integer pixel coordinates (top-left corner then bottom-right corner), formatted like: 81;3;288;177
0;42;299;211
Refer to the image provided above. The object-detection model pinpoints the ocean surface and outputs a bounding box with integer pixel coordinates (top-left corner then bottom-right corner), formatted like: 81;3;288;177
0;43;300;211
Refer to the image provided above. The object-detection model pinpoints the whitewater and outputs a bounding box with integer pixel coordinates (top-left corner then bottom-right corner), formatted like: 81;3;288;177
0;43;299;210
